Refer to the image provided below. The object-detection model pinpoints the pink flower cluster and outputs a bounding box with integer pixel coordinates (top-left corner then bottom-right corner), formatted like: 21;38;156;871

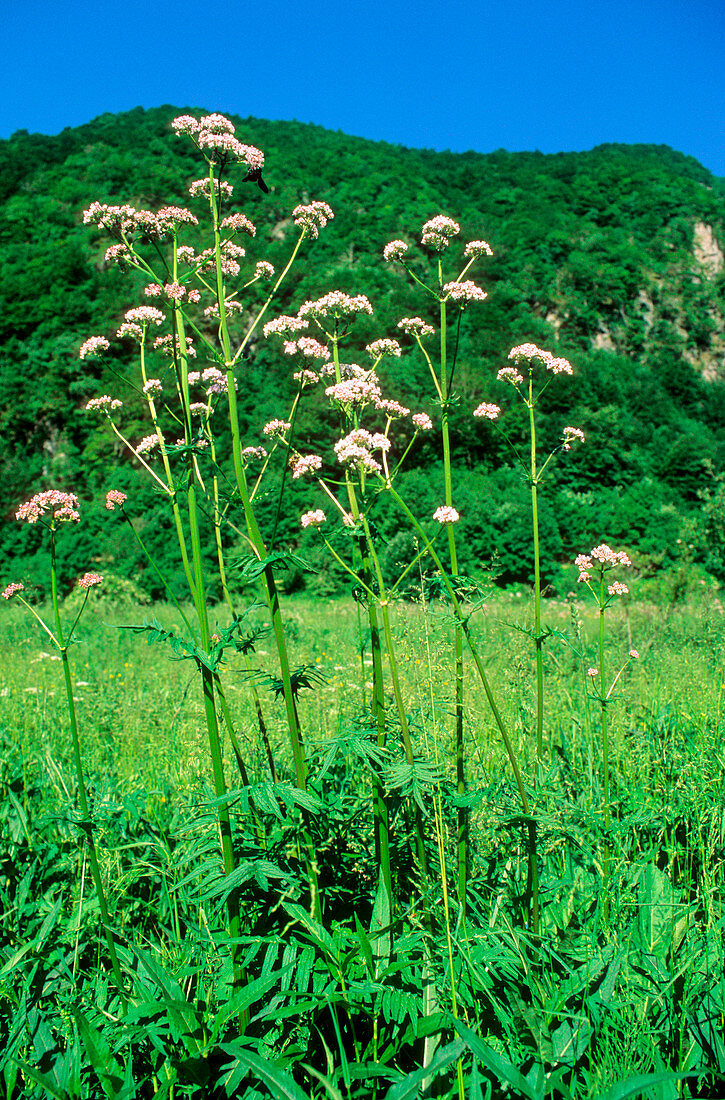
508;344;573;375
575;544;631;584
16;490;80;525
143;379;163;397
412;413;433;431
220;212;256;236
443;280;487;303
300;509;326;528
562;426;585;450
105;490;127;510
292;201;334;239
262;419;291;437
291;454;323;479
334;429;390;474
366;339;402;359
188;178;233;200
464;240;494;258
172;114;265;171
298;291;373;320
421;215;460;250
433;506;460;524
264;315;308;337
78;572;103;589
254;261;275;280
79;336;110;360
383;240;408;261
398;317;435;338
473;402;500;420
85;395;123;414
2;582;24;599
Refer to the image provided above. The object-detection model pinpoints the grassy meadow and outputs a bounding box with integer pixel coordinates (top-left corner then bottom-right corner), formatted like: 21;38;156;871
1;586;724;1098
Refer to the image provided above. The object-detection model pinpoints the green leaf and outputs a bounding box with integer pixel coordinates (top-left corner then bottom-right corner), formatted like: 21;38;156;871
385;1039;467;1100
637;864;676;961
74;1010;126;1100
219;1044;311;1100
454;1020;534;1099
598;1070;698;1100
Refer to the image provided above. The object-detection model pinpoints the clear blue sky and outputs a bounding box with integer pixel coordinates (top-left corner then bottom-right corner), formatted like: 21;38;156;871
3;0;724;176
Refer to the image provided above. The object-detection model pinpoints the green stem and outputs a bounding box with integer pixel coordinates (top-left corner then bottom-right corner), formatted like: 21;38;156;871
49;528;127;1007
528;380;544;764
439;285;467;915
388;486;539;932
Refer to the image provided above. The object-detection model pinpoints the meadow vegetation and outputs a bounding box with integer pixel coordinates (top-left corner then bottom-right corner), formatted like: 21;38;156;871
0;109;723;1099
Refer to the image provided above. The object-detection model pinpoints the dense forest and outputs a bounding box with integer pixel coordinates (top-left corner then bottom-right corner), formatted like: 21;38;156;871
1;104;724;598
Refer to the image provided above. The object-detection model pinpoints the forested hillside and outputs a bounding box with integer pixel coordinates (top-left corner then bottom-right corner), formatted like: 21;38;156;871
2;105;724;596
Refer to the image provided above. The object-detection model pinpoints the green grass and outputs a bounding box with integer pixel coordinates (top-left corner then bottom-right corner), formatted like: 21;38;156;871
1;590;724;1098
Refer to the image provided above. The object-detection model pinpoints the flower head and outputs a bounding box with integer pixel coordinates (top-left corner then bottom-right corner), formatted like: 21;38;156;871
300;509;327;528
433;506;460;524
397;317;435;338
78;572;103;589
421;215;460;250
563;426;585;451
16;490;80;525
2;582;24;599
291;454;323;479
443;280;487;303
79;336;110;360
292;201;334;239
298;291;372;320
412;413;433;431
629;649;640;659
464;240;493;258
383;240;408;261
497;366;524;386
105;490;127;510
143;379;163;398
366;339;402;359
85;395;123;414
473;402;500;420
262;419;291;437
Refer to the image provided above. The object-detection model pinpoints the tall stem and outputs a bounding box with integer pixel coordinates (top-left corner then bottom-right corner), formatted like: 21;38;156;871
439;285;467;914
50;528;127;1007
528;381;544;763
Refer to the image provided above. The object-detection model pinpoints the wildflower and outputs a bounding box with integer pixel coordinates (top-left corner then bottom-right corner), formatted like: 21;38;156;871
104;243;134;267
202;366;232;394
464;240;493;258
143;379;163;397
188;177;233;199
263;314;308;337
375;398;410;417
176;247;196;264
587;668;599;677
242;446;267;461
298;291;373;320
473;402;500;420
78;572;103;589
421;215;460;250
262;419;291;437
2;582;24;599
221;212;256;235
563;426;585;450
16;491;80;525
254;261;275;280
156;206;199;232
497;366;524;385
187;289;201;303
116;322;144;341
607;581;629;596
144;283;163;297
433;505;460;524
325;378;382;405
79;336;110;360
105;490;127;510
291;454;323;479
443;280;487;303
125;306;164;326
629;649;640;659
507;344;573;376
383;240;408;261
293;368;321;386
295;337;330;359
300;509;327;528
590;544;631;568
85;395;123;413
292;201;334;239
366;338;402;358
83;202;137;233
398;317;435;338
164;282;186;301
152;334;197;358
172;115;202;136
189;402;209;418
412;413;433;430
136;435;161;455
334;429;388;474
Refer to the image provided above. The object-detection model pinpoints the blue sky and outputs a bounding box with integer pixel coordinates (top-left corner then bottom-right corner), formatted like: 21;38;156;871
3;0;724;175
